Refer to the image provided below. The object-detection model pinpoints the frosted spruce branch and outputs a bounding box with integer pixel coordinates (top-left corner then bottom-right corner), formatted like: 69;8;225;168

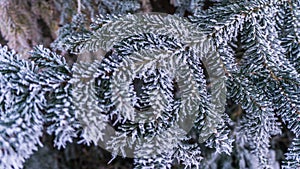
0;0;299;168
68;13;228;168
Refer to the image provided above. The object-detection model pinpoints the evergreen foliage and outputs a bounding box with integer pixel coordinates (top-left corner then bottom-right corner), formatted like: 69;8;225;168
0;0;299;169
